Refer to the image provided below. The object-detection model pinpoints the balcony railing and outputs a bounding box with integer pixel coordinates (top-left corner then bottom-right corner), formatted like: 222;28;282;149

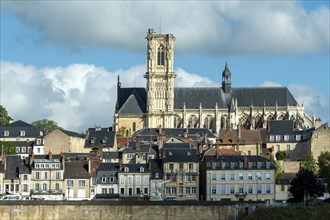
31;189;63;195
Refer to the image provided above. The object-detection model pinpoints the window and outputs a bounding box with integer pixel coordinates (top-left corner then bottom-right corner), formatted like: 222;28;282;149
23;184;28;192
230;162;235;169
286;145;291;152
132;122;136;133
178;174;183;182
169;163;174;171
239;162;243;169
257;184;262;194
192;187;196;194
179;186;183;194
35;172;40;179
257;162;262;169
157;45;165;65
36;139;41;145
20;130;25;136
140;167;144;172
28;147;32;153
248;185;253;194
266;162;270;169
102;188;107;194
269;135;274;141
212;162;216;169
239;173;243;180
101;176;107;183
44;172;48;179
124;167;129;172
256;173;261;180
15;184;19;192
221;172;225;180
186;187;191;194
55;172;61;179
21;147;26;153
143;176;149;185
211;185;217;194
78;180;85;187
211;172;216;180
136;187;141;195
239;185;244;194
248;173;252;180
266;184;271;193
109;176;115;183
120;188;125;194
23;175;28;180
189;163;194;172
284;135;289;141
275;135;281;141
265;172;271;180
126;154;134;159
230;185;235;194
136;176;141;185
186;174;192;182
42;183;47;192
128;176;133;185
66;180;73;187
230;172;234;180
16;147;20;153
55;163;60;168
55;183;60;191
120;176;125;184
35;183;40;191
144;187;148;195
3;130;9;136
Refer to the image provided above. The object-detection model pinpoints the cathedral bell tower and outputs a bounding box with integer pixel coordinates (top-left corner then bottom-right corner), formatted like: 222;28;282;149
144;29;176;128
222;62;232;93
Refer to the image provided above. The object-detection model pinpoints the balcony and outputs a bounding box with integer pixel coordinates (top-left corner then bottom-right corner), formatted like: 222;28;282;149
31;189;63;195
235;192;247;198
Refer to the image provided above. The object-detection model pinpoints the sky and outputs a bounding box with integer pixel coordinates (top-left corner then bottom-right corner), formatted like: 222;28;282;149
0;0;329;132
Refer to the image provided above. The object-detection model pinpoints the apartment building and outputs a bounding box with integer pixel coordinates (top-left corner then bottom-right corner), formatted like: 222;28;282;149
202;154;275;202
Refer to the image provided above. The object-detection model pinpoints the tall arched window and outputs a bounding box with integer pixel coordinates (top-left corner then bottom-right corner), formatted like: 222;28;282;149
132;122;136;133
157;45;165;65
188;115;197;128
174;116;181;128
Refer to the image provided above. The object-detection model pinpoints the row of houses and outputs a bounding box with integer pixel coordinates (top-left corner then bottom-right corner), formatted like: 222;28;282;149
0;119;329;202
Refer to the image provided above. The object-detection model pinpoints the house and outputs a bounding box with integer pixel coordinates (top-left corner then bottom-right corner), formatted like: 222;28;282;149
275;178;290;202
118;164;150;198
148;159;165;201
1;155;31;199
266;120;314;161
309;123;330;161
45;129;86;154
30;151;64;200
95;163;119;199
161;146;199;201
201;155;275;202
0;120;45;156
84;126;117;152
64;158;91;200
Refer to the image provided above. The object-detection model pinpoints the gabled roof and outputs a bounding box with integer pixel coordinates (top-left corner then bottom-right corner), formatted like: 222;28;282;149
4;155;30;179
217;128;265;145
60;129;85;138
0;120;42;138
97;163;119;172
116;88;146;114
120;163;150;173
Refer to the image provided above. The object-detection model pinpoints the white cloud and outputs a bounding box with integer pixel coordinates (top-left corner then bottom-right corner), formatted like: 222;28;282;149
0;61;218;132
2;1;329;55
260;80;330;123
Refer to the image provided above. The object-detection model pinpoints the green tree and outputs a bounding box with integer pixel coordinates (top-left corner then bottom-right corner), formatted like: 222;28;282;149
301;155;317;174
276;151;286;160
32;119;62;135
116;126;127;137
0;141;16;156
289;168;325;202
275;160;284;179
318;151;330;192
0;105;13;126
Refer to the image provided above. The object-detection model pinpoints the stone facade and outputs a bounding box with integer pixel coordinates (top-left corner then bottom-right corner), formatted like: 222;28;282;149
310;123;330;161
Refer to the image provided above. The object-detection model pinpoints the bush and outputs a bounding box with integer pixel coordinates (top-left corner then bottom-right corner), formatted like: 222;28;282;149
276;151;286;160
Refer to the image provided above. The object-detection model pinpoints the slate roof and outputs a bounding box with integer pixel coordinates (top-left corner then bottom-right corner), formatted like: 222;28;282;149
120;164;150;173
149;159;163;179
4;155;31;179
85;128;116;148
204;155;275;170
97;163;119;172
64;160;90;179
102;152;121;160
116;86;298;114
60;129;85;138
163;143;192;149
162;148;198;163
0;120;42;138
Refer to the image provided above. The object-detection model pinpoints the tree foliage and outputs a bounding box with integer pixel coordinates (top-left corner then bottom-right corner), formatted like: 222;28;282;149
276;151;286;160
0;141;16;156
275;160;284;179
116;127;127;137
289;168;325;202
301;155;317;174
0;105;13;126
32;119;62;135
318;151;330;192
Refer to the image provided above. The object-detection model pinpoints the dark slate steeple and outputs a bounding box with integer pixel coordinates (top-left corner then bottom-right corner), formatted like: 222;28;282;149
222;62;232;93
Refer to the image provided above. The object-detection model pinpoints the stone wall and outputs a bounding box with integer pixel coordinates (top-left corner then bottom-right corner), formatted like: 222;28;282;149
0;201;249;220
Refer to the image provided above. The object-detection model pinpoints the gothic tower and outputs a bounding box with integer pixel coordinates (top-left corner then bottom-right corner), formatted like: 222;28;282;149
144;29;176;128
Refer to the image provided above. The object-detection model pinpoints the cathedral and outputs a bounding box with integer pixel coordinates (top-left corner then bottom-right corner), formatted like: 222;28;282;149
114;29;315;135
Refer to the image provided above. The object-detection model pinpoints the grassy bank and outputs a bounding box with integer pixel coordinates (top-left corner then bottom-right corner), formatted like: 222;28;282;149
244;204;330;220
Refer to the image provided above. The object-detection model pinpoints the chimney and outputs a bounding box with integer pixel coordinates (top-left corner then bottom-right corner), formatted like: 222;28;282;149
48;150;52;161
162;150;167;159
30;149;35;166
216;145;220;159
136;141;141;150
244;155;248;169
199;145;203;154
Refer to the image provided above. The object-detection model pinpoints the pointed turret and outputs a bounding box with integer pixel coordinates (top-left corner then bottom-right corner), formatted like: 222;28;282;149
222;62;232;93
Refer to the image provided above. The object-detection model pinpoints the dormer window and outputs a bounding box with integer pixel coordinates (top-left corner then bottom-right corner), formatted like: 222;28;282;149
296;135;301;141
275;135;281;141
140;167;144;172
102;137;107;144
124;167;129;172
101;176;106;183
36;139;41;145
20;130;25;136
284;135;289;141
187;151;191;156
3;130;9;136
90;138;96;144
